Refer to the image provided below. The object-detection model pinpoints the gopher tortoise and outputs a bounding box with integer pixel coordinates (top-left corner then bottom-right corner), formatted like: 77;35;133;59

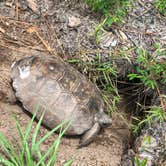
11;56;112;147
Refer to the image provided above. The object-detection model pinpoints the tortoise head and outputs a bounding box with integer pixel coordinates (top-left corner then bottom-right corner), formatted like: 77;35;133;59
94;98;112;128
95;111;112;128
88;96;112;128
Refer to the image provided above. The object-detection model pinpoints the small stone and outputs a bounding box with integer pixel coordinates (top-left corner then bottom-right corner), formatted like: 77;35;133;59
68;16;81;28
111;39;118;47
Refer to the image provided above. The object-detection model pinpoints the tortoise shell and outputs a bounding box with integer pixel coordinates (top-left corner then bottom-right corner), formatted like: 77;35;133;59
11;55;112;146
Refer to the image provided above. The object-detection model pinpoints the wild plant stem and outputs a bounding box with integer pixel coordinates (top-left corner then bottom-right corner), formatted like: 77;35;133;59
156;86;165;112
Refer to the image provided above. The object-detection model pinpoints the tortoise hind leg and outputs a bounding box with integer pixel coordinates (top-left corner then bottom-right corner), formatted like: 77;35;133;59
79;123;100;147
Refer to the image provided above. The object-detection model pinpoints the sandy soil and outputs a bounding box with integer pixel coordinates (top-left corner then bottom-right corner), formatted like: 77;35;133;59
0;101;131;166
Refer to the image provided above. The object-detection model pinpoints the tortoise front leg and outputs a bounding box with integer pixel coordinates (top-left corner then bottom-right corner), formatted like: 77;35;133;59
79;123;101;147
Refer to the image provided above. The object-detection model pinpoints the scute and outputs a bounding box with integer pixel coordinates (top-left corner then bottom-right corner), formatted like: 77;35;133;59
87;96;101;113
59;69;77;91
42;58;66;81
51;92;77;118
73;79;95;102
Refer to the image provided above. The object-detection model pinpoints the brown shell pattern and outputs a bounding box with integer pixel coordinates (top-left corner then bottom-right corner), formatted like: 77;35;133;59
11;56;105;135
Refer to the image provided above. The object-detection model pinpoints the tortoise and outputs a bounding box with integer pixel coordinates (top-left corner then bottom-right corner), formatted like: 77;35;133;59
11;55;112;147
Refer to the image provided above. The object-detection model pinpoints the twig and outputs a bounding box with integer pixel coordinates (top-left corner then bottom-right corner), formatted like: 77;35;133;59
15;0;19;20
44;19;66;58
0;15;32;26
156;86;165;112
27;26;53;52
27;26;63;60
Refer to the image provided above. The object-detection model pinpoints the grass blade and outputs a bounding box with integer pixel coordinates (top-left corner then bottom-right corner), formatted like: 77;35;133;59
36;122;65;147
63;159;73;166
0;156;15;166
37;122;70;166
31;109;46;166
24;102;41;140
0;133;19;166
31;112;44;153
36;137;60;166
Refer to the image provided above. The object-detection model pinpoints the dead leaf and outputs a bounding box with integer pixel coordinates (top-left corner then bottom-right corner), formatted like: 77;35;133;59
119;30;128;41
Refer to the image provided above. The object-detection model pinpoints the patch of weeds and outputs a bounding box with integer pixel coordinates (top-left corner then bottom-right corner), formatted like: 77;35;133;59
68;54;121;114
84;0;129;26
155;0;166;16
134;157;147;166
84;0;130;42
93;18;107;44
84;0;129;43
128;47;166;90
128;45;166;133
0;104;72;166
132;106;165;133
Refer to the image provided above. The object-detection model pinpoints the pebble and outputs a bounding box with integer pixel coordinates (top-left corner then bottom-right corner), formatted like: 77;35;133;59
68;15;81;28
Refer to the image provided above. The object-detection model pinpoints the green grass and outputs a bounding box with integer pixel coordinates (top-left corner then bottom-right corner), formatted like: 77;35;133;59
84;0;129;26
134;157;147;166
128;46;166;90
128;45;166;133
0;104;72;166
132;106;165;133
84;0;130;42
155;0;166;16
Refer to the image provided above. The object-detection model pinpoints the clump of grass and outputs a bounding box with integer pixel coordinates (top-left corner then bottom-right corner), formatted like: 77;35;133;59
155;0;166;16
128;45;166;133
134;157;147;166
128;47;166;90
132;106;165;133
0;104;72;166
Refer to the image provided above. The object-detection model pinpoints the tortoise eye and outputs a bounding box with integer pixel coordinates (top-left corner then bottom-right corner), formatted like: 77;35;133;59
101;122;109;127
